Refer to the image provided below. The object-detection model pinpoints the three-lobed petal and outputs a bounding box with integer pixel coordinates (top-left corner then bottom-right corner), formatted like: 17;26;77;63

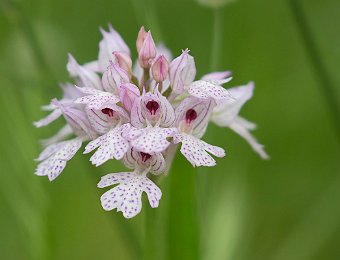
98;171;162;218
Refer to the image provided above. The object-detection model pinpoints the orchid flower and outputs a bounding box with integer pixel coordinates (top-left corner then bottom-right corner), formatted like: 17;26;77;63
34;25;268;218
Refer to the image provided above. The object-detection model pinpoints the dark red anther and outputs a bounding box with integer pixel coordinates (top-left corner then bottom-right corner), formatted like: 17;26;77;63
146;100;159;115
140;152;152;163
101;108;114;117
185;109;197;123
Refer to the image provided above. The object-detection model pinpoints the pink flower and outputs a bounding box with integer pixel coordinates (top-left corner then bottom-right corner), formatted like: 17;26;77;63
34;25;268;218
112;51;132;75
173;96;226;167
131;89;175;128
138;31;157;69
136;26;148;53
151;55;169;83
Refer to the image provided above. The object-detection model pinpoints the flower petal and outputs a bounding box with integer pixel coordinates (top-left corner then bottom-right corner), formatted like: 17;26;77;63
40;125;73;147
229;116;269;160
201;71;232;81
129;127;177;154
74;89;120;110
158;92;176;127
188;80;233;101
169;49;196;94
34;108;62;128
211;82;254;127
67;54;102;90
149;153;166;175
98;24;130;72
98;171;162;218
35;138;82;181
86;125;130;166
173;133;225;167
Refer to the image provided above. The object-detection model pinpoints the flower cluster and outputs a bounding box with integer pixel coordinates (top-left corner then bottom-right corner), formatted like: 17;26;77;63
34;25;268;219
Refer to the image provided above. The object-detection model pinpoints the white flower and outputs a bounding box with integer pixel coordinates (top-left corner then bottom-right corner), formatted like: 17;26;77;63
211;82;269;159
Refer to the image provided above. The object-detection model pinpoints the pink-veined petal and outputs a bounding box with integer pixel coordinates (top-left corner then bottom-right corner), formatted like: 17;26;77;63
149;153;166;175
169;49;196;94
67;54;102;90
34;108;62;128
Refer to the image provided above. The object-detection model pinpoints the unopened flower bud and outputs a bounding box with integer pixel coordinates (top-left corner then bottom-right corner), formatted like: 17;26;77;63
102;61;130;93
138;31;157;69
118;83;140;111
113;51;132;75
169;49;196;94
136;26;148;53
151;55;169;83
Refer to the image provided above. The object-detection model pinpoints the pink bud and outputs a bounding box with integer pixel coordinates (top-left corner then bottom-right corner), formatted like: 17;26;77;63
112;51;132;74
138;31;157;69
169;49;196;94
151;55;169;83
136;26;148;53
118;83;140;111
102;61;130;93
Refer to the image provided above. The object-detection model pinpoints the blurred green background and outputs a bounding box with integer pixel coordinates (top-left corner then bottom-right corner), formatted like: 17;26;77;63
1;0;340;259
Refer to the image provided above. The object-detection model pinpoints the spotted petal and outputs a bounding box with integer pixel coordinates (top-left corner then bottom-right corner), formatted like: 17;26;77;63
84;124;130;166
211;82;254;126
127;126;177;154
98;171;162;218
173;133;225;167
74;88;120;109
188;79;233;101
35;138;82;181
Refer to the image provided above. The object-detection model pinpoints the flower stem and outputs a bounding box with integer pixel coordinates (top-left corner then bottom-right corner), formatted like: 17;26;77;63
166;155;200;260
210;8;224;71
289;0;340;144
144;197;156;260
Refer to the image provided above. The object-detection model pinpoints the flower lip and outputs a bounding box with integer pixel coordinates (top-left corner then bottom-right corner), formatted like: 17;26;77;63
185;109;198;124
146;100;160;115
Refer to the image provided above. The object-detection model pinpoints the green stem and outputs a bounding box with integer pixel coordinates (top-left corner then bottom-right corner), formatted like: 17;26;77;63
144;197;156;260
166;155;199;260
210;8;224;71
289;0;340;144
